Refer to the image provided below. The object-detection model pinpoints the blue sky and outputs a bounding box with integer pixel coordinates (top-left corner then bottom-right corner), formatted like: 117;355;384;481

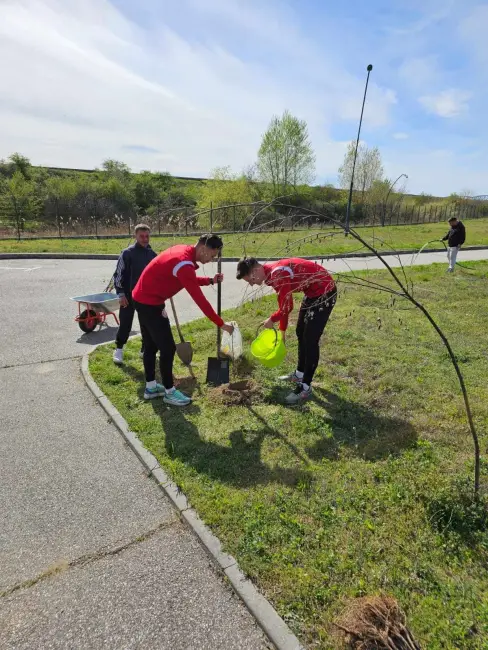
0;0;487;195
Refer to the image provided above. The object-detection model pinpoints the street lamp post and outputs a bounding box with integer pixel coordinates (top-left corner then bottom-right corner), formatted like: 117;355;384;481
345;64;373;234
382;173;408;226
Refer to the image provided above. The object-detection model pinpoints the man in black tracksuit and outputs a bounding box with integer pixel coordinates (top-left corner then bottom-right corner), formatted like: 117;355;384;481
441;217;466;272
112;224;157;364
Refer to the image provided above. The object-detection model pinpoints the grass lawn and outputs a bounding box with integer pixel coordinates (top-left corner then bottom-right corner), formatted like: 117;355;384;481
90;261;488;649
3;217;488;258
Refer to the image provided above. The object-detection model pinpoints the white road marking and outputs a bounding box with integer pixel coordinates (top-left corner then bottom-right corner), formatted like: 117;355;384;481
0;266;42;271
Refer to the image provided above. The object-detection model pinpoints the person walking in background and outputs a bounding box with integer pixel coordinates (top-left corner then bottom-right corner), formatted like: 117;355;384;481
236;257;336;405
442;216;466;273
112;224;157;364
132;234;234;406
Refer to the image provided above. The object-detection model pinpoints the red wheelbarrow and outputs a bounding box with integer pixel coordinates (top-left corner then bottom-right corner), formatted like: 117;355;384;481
70;292;120;333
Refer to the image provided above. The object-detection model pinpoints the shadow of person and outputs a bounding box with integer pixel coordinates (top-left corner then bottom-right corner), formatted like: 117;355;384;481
76;326;137;346
307;387;418;461
267;385;417;462
152;401;312;489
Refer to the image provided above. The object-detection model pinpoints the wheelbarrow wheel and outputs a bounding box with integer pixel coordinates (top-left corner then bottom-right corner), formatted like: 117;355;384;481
78;309;99;333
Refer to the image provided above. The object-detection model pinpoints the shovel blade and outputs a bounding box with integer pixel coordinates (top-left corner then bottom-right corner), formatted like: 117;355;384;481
206;356;230;386
176;341;193;366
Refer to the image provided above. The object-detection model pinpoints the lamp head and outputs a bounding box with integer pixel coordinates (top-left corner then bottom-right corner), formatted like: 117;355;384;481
367;64;373;71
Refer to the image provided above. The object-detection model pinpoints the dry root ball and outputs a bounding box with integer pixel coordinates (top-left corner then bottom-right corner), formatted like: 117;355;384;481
210;380;261;405
334;595;421;650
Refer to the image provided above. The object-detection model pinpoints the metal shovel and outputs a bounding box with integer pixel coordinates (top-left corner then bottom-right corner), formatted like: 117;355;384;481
206;253;230;386
169;297;194;377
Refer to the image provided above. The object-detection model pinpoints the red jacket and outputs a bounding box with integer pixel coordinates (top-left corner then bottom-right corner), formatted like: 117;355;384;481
132;245;224;327
264;258;335;331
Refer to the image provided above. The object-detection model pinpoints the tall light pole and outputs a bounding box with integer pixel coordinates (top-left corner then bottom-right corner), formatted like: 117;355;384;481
382;173;408;226
345;64;373;234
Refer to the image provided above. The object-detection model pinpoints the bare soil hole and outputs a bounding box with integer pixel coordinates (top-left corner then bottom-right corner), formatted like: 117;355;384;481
210;379;261;405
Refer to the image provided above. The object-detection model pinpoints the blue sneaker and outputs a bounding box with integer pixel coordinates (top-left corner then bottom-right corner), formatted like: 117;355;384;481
144;383;165;400
163;389;191;407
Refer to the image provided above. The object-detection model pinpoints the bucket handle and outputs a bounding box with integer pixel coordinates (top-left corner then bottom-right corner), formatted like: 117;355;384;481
255;324;279;349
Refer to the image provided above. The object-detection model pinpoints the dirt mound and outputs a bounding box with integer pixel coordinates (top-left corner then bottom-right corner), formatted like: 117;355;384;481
210;379;261;406
174;376;197;392
334;595;421;649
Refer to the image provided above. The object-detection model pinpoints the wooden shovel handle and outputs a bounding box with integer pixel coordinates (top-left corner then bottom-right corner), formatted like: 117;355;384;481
169;298;185;343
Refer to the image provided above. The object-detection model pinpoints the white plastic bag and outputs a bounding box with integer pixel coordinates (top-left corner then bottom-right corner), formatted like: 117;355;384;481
221;321;243;360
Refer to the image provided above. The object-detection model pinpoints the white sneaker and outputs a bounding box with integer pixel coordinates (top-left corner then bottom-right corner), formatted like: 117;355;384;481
113;348;124;365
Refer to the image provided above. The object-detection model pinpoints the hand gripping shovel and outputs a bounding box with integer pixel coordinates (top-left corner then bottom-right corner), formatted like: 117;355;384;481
169;297;195;378
206;253;230;386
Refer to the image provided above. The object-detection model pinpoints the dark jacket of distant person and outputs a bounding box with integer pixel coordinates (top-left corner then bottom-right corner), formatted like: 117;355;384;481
442;220;466;248
113;243;157;297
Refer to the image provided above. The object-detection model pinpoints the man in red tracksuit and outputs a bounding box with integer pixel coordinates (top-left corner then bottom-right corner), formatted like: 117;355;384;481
133;234;234;406
236;256;337;404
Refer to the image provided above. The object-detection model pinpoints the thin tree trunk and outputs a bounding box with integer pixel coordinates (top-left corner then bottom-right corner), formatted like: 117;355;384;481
348;229;481;494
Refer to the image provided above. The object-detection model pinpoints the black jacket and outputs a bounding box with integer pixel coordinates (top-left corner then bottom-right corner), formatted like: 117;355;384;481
113;243;157;297
442;221;466;248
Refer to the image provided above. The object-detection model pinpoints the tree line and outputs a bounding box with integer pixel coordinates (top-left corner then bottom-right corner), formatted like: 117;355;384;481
1;111;485;238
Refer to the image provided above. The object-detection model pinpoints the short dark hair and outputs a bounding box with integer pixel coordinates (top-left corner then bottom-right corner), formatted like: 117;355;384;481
448;217;458;223
236;257;259;280
135;223;150;234
198;234;223;250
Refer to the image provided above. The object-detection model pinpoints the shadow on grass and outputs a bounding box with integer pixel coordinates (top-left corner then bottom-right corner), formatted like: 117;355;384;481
306;386;418;461
120;360;415;484
119;356;312;487
157;403;312;488
267;385;416;461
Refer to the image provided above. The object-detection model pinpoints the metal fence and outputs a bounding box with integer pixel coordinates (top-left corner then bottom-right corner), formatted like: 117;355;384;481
1;199;487;240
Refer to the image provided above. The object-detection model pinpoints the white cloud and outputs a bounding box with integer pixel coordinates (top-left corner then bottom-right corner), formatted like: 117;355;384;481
460;5;488;66
0;0;486;195
386;2;454;36
383;146;488;196
0;0;396;180
419;89;471;118
398;56;439;91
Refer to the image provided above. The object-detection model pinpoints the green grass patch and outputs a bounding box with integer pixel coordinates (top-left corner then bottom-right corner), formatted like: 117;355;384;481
3;218;488;258
90;262;488;648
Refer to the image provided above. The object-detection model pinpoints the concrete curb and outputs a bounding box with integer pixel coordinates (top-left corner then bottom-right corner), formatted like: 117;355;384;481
81;348;304;650
2;245;488;264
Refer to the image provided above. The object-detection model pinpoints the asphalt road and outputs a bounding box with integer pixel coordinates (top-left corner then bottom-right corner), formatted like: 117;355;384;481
0;258;269;649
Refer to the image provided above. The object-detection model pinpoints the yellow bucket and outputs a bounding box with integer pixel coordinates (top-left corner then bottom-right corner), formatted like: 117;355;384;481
251;328;286;368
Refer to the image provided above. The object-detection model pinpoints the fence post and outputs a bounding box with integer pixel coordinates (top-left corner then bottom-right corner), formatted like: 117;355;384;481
210;202;213;232
233;204;236;233
128;215;131;237
185;207;188;236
